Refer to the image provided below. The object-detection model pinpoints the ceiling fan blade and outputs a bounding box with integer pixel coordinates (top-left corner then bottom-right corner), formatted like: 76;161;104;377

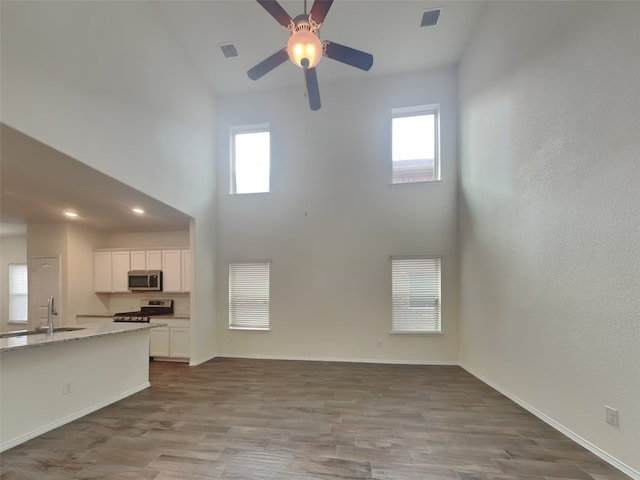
323;41;373;71
256;0;293;29
247;49;289;80
304;67;321;111
309;0;334;25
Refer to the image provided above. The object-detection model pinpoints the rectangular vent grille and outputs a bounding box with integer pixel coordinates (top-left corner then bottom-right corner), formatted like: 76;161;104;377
420;8;441;28
220;43;239;58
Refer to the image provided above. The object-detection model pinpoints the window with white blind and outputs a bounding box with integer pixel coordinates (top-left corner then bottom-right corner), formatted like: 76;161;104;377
229;261;270;330
230;124;270;194
9;264;28;323
391;105;440;184
392;256;441;333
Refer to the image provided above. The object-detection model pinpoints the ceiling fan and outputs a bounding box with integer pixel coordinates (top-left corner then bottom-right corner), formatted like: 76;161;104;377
247;0;374;111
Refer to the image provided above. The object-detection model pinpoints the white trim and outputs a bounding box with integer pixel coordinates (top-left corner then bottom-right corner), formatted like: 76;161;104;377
459;363;640;480
213;353;457;366
0;382;150;453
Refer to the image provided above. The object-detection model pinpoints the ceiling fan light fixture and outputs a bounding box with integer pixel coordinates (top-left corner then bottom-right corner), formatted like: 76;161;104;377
287;29;322;68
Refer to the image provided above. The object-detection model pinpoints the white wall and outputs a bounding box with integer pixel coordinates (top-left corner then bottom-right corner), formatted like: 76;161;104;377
458;1;640;475
0;1;217;364
216;69;459;363
0;235;27;331
66;224;111;322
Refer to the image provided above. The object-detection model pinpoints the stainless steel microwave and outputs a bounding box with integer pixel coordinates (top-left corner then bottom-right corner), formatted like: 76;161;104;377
127;270;163;291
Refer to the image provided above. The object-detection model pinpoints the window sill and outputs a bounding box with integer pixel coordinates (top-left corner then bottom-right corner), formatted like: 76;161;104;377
8;321;28;325
228;327;270;332
390;179;442;187
390;330;443;336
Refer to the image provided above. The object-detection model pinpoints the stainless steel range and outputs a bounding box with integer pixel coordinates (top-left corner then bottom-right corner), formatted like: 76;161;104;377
113;299;174;323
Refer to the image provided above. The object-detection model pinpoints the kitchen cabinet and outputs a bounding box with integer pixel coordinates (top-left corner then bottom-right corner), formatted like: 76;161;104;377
131;250;162;270
149;327;170;357
161;250;182;292
147;251;162;270
181;249;192;293
93;248;189;293
150;318;190;361
93;251;130;293
111;251;130;292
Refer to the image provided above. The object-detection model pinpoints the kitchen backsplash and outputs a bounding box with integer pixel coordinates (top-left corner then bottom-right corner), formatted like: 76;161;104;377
108;293;190;316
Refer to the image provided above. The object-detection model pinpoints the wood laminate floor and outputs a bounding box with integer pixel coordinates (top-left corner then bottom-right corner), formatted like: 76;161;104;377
0;358;632;480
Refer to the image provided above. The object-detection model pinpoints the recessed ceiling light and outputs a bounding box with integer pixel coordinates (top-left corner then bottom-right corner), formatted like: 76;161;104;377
132;208;145;214
64;211;78;218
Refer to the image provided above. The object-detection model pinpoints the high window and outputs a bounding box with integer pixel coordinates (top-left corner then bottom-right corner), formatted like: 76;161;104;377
391;256;441;333
8;264;28;323
391;105;440;184
230;124;270;194
228;261;270;330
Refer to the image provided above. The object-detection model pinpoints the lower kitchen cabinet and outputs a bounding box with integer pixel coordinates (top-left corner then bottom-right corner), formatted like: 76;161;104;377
149;319;190;362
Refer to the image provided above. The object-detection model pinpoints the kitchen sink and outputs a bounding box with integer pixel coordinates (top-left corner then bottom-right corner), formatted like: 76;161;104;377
0;327;85;338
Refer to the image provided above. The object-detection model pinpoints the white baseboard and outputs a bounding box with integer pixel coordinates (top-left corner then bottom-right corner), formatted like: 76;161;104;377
459;363;639;480
213;353;458;365
0;382;150;453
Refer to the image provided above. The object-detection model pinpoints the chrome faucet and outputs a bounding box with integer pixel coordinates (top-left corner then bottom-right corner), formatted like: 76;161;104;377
45;296;56;334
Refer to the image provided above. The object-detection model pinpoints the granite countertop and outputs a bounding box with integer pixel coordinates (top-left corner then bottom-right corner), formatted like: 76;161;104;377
0;322;164;353
77;313;190;319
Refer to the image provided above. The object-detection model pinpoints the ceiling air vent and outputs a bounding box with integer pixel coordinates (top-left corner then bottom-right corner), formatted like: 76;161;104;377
220;43;239;59
420;8;441;28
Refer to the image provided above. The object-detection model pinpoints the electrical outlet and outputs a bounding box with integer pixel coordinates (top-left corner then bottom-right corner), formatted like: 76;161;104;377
62;383;72;396
605;406;619;427
377;341;383;348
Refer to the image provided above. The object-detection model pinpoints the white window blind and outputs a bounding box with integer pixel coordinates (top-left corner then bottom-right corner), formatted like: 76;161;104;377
229;261;270;330
9;264;28;323
230;125;270;194
392;256;441;333
392;105;440;184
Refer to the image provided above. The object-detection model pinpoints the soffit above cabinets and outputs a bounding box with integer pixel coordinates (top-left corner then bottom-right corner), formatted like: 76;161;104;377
0;124;190;235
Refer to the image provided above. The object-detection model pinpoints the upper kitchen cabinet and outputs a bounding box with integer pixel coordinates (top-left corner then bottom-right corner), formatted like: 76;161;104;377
160;249;191;293
130;250;161;271
181;249;192;293
93;251;130;293
162;250;182;292
94;248;190;293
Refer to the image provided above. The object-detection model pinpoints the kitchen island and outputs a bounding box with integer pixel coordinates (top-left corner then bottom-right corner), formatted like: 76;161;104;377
0;322;161;452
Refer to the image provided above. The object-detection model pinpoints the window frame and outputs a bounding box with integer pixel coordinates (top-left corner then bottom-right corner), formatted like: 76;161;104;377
391;104;441;185
391;255;442;335
229;123;271;195
228;260;270;331
8;263;28;324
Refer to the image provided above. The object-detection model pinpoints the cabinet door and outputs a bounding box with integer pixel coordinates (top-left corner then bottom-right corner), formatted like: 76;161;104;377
111;251;131;292
146;250;162;270
130;250;146;270
170;327;190;358
181;250;192;293
149;327;170;356
162;250;181;292
93;252;112;292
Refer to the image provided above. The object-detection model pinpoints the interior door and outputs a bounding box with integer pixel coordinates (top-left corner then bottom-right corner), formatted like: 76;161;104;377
32;256;61;330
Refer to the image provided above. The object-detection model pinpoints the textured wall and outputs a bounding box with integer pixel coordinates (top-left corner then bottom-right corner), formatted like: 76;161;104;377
458;1;640;473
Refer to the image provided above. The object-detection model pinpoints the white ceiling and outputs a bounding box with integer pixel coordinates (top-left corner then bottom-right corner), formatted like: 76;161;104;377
0;0;486;235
